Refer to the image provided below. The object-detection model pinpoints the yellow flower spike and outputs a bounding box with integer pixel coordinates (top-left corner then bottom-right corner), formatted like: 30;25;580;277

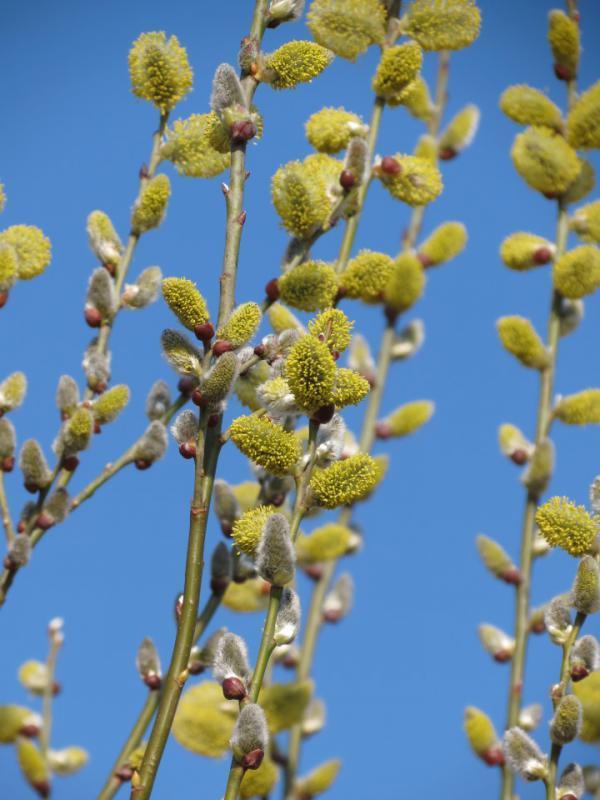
278;261;338;312
262;41;333;90
555;389;600;425
340;250;394;304
172;682;237;758
296;760;341;797
131;174;171;235
161;113;231;178
377;400;434;439
308;308;353;353
268;303;305;335
548;10;579;81
404;0;481;51
305;107;365;154
128;31;193;113
511;126;581;196
271;160;332;239
571;201;600;244
87;211;123;267
573;672;600;743
296;523;354;564
240;757;278;798
563;159;596;205
0;372;27;412
92;384;130;425
307;0;387;62
536;496;597;556
500;232;555;271
232;505;277;556
160;329;203;376
162;277;210;331
310;453;378;508
414;133;439;162
384;254;426;314
497;316;550;370
378;155;443;206
284;335;336;412
0;243;17;292
372;42;423;103
464;707;501;762
223;577;270;612
438;105;480;160
0;225;51;280
418;222;467;267
567;82;600;150
553;246;600;299
331;368;370;409
217;302;262;348
499;85;563;130
391;76;433;119
63;407;94;454
229;416;301;476
0;706;39;744
259;681;313;732
16;737;48;794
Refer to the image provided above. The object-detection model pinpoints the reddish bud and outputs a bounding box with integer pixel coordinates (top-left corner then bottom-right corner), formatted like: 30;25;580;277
36;513;54;531
0;291;9;309
17;520;26;534
375;421;392;440
94;421;102;434
231;120;257;142
323;609;343;623
20;722;41;738
194;322;215;343
222;676;247;700
532;246;553;265
102;261;117;276
24;481;40;494
178;376;196;396
93;381;107;395
208;413;221;428
237;210;247;226
211;575;230;594
501;567;522;586
335;286;347;302
254;344;266;358
493;650;512;663
179;442;196;460
482;746;505;767
84;306;103;328
115;765;134;782
560;795;578;800
571;664;589;682
134;458;152;471
221;521;233;538
212;340;234;358
242;748;264;770
554;63;574;81
187;660;205;676
311;404;335;425
530;620;546;635
1;455;15;472
143;673;162;691
62;455;79;472
270;493;286;508
191;388;207;408
265;278;280;302
282;651;299;669
417;252;434;268
32;780;50;799
339;169;356;189
139;163;150;180
174;593;184;621
384;305;399;325
438;147;457;161
510;449;528;466
52;681;61;696
380;156;401;174
3;555;14;571
304;564;324;581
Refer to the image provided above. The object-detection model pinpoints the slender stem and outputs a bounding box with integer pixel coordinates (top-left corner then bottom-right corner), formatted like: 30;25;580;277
0;471;15;545
71;449;135;510
97;591;223;800
501;204;570;800
217;0;269;327
97;692;160;800
40;633;61;761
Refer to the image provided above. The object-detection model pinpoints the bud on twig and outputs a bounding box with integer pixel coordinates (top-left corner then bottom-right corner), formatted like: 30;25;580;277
213;632;250;699
230;703;268;767
322;573;353;623
136;638;162;690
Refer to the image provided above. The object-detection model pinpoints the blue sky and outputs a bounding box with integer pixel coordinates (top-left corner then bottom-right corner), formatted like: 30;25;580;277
1;0;600;798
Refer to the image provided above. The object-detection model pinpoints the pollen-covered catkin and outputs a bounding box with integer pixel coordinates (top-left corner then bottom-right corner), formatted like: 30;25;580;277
305;107;364;154
496;316;550;369
161;113;231;178
340;251;394;304
500;232;555;271
384;254;426;313
162;278;210;331
92;384;130;425
500;85;563;130
0;226;51;280
511;126;581;196
262;41;333;90
378;155;443;206
128;31;193;112
216;302;262;347
278;262;338;311
418;222;467;266
310;454;378;508
404;0;481;52
284;335;336;412
131;174;171;234
553;246;600;299
554;389;600;425
567;82;600;150
307;0;386;62
229;416;301;476
464;707;500;760
371;42;423;103
535;497;597;556
570;201;600;244
548;10;580;81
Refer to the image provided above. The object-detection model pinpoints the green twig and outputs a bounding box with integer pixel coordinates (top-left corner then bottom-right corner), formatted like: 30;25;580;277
0;471;15;546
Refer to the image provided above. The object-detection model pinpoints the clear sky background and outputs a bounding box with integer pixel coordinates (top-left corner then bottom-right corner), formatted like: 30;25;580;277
1;0;600;798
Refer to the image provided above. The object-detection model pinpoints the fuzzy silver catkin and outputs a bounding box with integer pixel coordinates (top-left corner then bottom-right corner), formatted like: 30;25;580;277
571;556;600;614
87;268;117;317
274;588;301;645
550;695;582;745
230;703;269;760
134;421;169;463
43;489;70;525
503;727;548;781
170;410;199;445
136;638;161;680
0;418;16;459
211;542;232;586
322;573;354;621
545;595;573;644
213;480;240;534
145;380;172;421
190;627;227;670
7;534;30;566
571;634;600;674
255;513;295;586
55;375;80;414
558;762;585;797
212;632;250;683
211;63;246;113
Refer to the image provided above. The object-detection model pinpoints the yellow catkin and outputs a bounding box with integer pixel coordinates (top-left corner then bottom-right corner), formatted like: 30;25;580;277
511;126;581;196
341;250;394;304
264;41;333;90
536;497;597;556
128;31;193;112
229;416;301;476
307;0;387;62
567;82;600;150
496;316;550;369
553;246;600;299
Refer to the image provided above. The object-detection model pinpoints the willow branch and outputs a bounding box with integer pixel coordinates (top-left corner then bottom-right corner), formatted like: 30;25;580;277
40;631;61;762
0;471;15;546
